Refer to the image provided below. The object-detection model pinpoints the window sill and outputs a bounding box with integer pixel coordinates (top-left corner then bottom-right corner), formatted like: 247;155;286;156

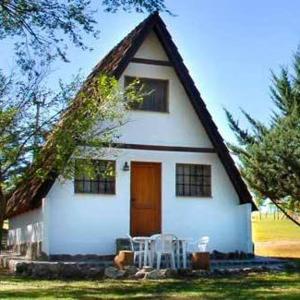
129;109;170;114
74;192;116;196
176;195;213;199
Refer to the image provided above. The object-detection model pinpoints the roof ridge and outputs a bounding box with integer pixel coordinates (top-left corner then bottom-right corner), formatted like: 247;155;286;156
87;12;159;81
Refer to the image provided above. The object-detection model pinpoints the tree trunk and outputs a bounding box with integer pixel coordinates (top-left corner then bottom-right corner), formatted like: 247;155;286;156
0;216;3;251
0;182;6;251
270;198;300;227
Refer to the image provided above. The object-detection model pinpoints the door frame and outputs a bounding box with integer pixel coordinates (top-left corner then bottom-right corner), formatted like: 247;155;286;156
130;161;162;236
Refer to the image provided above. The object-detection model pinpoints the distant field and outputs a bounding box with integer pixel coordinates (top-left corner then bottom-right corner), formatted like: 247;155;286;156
252;213;300;258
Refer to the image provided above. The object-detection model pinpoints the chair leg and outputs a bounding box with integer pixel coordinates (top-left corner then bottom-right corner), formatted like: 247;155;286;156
138;253;142;269
176;240;180;269
182;241;187;269
138;243;143;268
171;252;176;270
183;251;187;269
148;251;152;267
150;250;155;268
156;253;161;270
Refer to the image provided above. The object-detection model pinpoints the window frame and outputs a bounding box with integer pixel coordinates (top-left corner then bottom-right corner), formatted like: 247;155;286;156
124;76;169;113
175;163;212;198
74;160;116;195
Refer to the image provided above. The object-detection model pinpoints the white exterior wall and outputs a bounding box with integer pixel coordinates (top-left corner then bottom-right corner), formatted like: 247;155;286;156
8;208;44;248
10;30;252;256
47;148;252;255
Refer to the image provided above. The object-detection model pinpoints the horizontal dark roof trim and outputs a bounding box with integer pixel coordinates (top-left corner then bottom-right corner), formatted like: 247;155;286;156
112;143;216;153
131;57;172;66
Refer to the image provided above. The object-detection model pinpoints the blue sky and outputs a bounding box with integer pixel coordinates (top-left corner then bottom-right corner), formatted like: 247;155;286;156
1;0;300;144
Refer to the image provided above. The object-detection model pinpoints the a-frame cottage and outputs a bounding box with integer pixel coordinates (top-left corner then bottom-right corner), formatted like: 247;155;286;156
6;13;256;258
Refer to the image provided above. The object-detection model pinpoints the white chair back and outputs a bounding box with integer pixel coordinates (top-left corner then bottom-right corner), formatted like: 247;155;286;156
127;234;135;251
198;236;209;252
150;234;160;239
154;234;176;253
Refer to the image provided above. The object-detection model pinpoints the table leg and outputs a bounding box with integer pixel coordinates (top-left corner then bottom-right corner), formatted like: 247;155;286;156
149;241;153;267
139;242;142;268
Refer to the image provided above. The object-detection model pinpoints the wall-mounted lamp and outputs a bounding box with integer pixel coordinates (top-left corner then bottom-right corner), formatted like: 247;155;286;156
123;161;130;171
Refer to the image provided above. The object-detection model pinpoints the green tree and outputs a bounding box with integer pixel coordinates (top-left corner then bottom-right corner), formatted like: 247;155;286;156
1;0;166;246
0;69;142;247
0;0;168;71
225;53;300;227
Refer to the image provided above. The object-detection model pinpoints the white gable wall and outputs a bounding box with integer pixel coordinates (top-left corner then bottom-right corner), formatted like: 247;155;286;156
118;63;212;147
118;31;212;148
134;31;169;60
8;205;48;254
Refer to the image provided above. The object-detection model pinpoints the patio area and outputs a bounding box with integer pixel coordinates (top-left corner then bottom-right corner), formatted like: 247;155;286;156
0;250;291;279
116;234;211;270
0;234;291;280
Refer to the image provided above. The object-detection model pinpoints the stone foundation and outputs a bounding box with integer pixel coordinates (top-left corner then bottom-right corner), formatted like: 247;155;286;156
0;251;291;279
49;254;115;262
210;250;255;260
0;252;113;279
15;261;107;279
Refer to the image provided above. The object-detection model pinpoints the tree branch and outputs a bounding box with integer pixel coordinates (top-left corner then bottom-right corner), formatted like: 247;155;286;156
270;198;300;227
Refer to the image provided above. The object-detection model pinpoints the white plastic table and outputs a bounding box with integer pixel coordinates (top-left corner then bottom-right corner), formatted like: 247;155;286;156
132;235;189;269
132;236;153;268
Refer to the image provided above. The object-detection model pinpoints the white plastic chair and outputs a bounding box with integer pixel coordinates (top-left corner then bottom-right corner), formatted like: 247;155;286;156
149;234;161;266
187;236;210;253
198;236;210;252
175;238;192;269
127;234;151;268
153;234;176;270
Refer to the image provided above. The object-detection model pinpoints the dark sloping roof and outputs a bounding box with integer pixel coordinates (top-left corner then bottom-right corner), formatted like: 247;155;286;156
6;12;256;218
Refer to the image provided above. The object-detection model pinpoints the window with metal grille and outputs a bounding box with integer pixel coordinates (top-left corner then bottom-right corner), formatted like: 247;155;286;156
176;164;211;197
74;160;116;194
125;76;168;112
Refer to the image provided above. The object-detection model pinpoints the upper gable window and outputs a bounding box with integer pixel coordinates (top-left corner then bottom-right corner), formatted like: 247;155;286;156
125;76;168;112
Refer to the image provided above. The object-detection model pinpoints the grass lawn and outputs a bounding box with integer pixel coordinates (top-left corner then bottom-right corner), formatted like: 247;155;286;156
252;213;300;258
0;213;299;299
0;270;299;299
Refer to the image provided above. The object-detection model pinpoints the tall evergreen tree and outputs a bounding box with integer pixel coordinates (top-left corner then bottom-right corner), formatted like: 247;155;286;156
226;53;300;227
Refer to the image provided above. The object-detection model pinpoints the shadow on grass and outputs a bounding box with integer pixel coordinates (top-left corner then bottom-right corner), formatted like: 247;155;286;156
0;272;299;299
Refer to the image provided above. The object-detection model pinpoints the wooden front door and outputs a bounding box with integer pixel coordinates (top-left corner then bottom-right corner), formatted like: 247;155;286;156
131;162;161;236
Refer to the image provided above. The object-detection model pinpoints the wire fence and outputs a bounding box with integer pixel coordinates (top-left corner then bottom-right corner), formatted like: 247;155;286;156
252;211;289;221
